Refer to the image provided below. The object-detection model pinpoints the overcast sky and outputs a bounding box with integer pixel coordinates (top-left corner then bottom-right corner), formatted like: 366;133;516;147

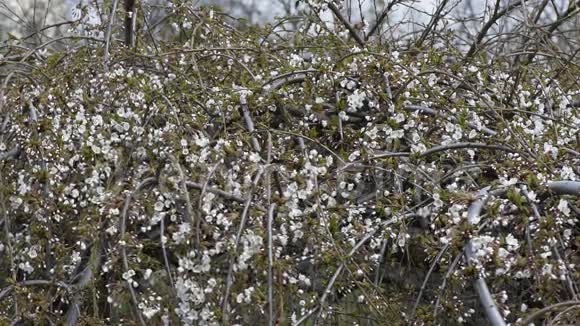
4;0;571;41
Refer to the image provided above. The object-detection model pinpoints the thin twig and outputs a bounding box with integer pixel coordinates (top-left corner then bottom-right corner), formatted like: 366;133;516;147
185;181;245;203
372;142;512;160
373;239;389;287
327;2;365;47
119;177;156;326
465;0;527;59
0;280;70;301
262;69;318;93
172;157;198;247
159;215;175;288
382;71;393;101
104;0;121;68
197;162;221;247
222;168;264;324
518;300;580;325
336;91;344;142
365;0;403;41
312;231;376;324
548;303;580;325
415;0;450;49
523;188;577;299
296;218;398;326
433;253;463;317
420;142;514;157
410;244;450;320
404;105;497;136
240;96;261;152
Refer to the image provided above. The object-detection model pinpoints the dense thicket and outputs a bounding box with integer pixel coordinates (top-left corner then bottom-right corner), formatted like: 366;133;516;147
0;1;579;325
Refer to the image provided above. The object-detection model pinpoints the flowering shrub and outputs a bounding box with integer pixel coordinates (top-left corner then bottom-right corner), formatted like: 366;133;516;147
0;2;579;325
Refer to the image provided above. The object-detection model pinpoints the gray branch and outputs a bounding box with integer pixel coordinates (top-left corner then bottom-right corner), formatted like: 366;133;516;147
464;188;507;326
547;181;580;195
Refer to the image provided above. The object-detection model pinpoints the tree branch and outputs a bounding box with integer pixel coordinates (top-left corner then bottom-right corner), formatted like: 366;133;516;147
327;3;365;47
464;188;507;326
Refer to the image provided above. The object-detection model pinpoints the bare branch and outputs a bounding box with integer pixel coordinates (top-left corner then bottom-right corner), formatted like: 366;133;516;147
518;300;580;325
267;203;276;326
465;0;527;59
464;188;507;326
240;96;261;152
124;0;136;47
547;181;580;195
365;0;404;41
119;177;157;326
0;280;70;301
415;0;450;49
327;2;365;47
185;181;245;203
420;142;514;157
410;243;450;320
0;146;19;161
104;0;121;68
222;168;264;324
405;105;497;136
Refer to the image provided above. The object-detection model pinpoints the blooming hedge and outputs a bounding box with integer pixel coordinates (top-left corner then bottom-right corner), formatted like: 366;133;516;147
0;4;579;326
